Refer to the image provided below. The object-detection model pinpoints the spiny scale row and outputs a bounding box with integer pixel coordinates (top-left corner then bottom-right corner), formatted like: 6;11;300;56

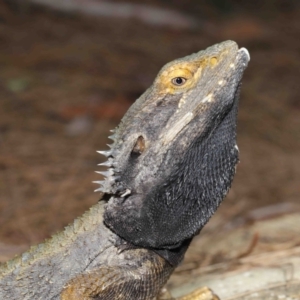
95;167;114;177
94;129;117;192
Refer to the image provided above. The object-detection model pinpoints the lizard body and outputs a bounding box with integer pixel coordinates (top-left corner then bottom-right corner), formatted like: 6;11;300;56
0;40;249;299
0;201;173;299
0;200;216;300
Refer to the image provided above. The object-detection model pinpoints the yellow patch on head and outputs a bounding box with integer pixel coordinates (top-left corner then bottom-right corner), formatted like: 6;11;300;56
210;57;218;66
156;55;221;95
157;62;201;94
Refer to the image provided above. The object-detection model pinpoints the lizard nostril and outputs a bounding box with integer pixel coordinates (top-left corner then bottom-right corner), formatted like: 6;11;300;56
131;136;146;157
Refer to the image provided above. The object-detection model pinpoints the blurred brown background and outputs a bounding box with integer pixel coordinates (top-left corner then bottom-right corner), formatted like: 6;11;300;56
0;0;299;289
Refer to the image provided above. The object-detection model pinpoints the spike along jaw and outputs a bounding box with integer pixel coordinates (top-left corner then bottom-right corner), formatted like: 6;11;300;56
94;129;118;193
102;41;250;250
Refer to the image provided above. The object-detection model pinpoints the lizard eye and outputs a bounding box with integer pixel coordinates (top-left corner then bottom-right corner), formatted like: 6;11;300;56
171;77;187;86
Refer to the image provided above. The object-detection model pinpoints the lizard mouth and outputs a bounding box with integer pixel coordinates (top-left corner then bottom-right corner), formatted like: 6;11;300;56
237;47;251;65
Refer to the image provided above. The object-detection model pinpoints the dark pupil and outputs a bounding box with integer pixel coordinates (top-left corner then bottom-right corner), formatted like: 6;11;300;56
175;77;183;84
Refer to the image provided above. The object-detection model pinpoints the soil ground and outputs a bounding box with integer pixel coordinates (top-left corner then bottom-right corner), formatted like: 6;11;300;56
0;0;299;294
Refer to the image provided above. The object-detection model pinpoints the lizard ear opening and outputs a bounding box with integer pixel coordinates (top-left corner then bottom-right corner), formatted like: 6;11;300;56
131;136;145;158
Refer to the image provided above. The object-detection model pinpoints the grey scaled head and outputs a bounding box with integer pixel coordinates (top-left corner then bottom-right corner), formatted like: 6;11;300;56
99;40;250;250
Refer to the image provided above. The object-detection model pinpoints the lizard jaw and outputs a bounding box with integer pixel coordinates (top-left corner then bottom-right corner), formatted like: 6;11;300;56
238;47;250;61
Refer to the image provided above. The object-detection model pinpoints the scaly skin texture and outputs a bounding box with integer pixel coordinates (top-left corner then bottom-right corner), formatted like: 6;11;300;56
0;201;174;300
0;41;249;299
102;40;250;255
0;200;218;300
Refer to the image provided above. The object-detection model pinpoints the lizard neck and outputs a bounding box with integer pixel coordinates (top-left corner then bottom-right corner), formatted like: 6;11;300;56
0;200;175;300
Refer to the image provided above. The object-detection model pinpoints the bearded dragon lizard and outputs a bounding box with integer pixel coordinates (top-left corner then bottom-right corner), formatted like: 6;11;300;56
0;40;249;299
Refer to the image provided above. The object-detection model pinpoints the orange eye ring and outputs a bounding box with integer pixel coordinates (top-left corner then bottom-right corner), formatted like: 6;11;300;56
171;77;187;86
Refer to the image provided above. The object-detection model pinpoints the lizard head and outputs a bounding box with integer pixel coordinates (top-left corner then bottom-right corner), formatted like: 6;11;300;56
96;40;250;251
